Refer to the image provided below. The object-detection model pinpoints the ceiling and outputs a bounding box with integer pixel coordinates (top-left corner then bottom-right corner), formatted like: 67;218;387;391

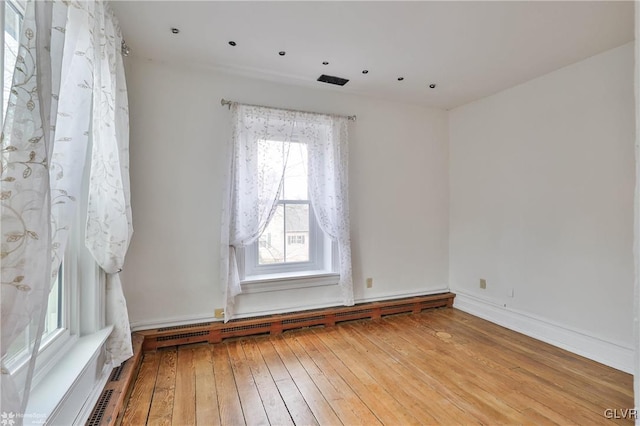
111;1;634;110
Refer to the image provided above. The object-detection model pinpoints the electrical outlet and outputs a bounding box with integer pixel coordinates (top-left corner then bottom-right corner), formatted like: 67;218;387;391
479;279;487;289
366;278;373;288
214;308;225;319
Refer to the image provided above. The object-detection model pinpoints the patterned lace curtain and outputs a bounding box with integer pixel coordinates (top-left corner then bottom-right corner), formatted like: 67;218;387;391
306;115;353;306
84;0;133;368
0;1;132;420
220;104;353;321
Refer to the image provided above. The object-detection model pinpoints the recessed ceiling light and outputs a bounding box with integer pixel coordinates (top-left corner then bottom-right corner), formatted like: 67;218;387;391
279;51;286;56
228;41;237;46
322;61;329;65
362;70;369;74
397;77;404;81
429;83;436;89
171;28;180;34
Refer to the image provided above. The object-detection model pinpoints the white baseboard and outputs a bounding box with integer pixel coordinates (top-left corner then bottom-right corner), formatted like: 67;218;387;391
453;291;634;374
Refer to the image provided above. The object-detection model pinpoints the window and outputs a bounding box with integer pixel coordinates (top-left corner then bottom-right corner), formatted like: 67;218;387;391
1;2;128;420
243;139;337;284
1;0;102;391
0;0;69;376
224;103;352;314
288;235;305;245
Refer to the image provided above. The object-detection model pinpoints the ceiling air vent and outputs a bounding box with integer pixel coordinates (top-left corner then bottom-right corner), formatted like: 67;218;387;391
317;74;349;86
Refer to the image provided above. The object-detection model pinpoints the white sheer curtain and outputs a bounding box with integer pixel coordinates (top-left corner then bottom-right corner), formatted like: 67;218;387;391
84;1;133;366
1;0;132;420
1;2;58;417
307;116;354;306
220;104;353;321
221;104;294;320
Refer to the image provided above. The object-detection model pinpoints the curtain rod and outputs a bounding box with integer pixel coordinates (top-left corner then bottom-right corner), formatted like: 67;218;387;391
220;98;356;121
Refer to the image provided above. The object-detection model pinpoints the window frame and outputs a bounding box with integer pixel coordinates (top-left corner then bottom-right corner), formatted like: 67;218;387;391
0;0;77;389
1;0;103;386
238;133;340;292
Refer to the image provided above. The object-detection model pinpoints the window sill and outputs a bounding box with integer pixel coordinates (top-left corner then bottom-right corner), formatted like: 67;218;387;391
24;326;113;425
241;271;339;294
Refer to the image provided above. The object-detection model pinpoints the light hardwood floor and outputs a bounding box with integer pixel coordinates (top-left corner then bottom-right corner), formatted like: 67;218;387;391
121;308;633;425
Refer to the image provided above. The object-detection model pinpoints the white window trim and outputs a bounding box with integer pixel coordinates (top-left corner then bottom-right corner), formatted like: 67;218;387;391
241;271;340;294
241;233;340;293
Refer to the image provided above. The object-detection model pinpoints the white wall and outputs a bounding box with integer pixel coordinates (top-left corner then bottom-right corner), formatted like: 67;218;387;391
449;43;635;368
122;59;449;328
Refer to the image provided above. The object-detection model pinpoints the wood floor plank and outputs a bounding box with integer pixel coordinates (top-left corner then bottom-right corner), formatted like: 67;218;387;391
358;317;528;423
147;348;177;426
295;330;420;425
434;309;632;396
380;314;589;424
211;343;245;426
121;351;160;425
172;346;196;425
270;336;342;425
285;332;382;426
255;338;319;426
415;310;633;420
122;309;634;425
357;317;572;424
240;339;294;426
227;340;270;426
398;316;571;409
192;345;221;426
309;328;424;426
314;325;444;424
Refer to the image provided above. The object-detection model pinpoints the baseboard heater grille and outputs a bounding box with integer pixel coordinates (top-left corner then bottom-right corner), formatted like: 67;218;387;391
86;389;113;426
138;292;455;352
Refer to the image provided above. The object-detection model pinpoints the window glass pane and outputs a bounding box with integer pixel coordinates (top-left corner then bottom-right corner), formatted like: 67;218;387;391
259;204;285;264
283;142;308;200
1;271;62;368
44;267;62;335
3;1;22;119
284;204;309;262
257;139;287;201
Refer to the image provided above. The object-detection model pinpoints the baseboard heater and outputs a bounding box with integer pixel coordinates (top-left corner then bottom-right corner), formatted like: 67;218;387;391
137;293;455;352
85;334;144;426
